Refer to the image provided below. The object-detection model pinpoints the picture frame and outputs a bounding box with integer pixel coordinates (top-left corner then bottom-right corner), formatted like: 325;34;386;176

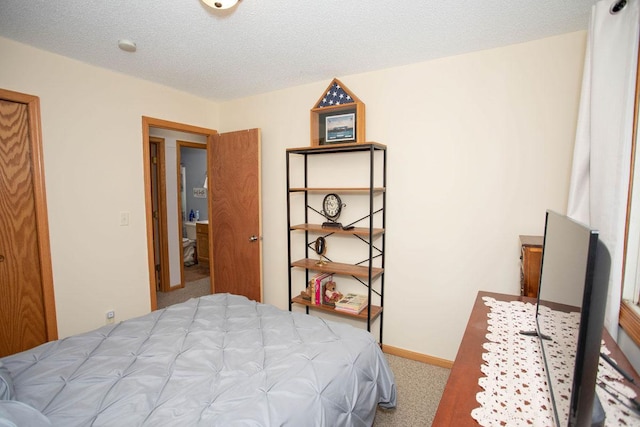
193;187;207;198
310;78;365;146
325;112;356;143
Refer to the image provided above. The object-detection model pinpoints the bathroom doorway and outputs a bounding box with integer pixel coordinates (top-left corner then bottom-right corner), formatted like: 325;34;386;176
177;140;209;293
145;125;211;309
142;117;263;312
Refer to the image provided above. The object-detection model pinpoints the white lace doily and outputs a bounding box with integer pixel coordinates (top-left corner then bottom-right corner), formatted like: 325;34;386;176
470;296;640;426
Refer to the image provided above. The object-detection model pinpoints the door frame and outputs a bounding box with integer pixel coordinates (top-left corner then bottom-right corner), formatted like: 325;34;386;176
142;117;217;310
0;88;57;340
148;136;171;292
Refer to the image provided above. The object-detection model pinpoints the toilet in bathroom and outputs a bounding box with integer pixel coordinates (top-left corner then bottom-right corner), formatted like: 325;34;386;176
183;222;197;266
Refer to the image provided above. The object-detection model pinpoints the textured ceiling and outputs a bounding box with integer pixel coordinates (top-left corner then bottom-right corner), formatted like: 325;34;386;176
0;0;595;102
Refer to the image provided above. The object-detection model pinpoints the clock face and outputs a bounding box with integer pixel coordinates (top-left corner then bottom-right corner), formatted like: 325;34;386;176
323;193;342;220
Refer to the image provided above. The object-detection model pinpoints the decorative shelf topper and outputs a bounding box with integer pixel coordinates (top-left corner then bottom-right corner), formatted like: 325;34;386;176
310;78;365;146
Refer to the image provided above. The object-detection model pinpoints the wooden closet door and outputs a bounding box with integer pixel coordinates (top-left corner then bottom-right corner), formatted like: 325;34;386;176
0;91;56;356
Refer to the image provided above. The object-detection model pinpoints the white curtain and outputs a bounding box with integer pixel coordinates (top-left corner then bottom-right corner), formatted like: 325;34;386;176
567;0;639;338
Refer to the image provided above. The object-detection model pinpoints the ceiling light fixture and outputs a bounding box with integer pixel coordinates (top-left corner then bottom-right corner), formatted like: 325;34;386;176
118;39;137;53
202;0;240;10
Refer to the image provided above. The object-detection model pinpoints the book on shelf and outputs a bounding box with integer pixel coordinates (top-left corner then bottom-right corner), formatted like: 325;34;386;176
335;306;367;315
334;293;368;313
312;273;333;306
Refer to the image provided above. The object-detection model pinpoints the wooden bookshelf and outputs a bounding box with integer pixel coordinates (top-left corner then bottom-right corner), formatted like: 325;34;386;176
290;223;385;237
291;295;382;321
287;141;386;154
286;143;387;342
291;258;383;280
288;187;386;194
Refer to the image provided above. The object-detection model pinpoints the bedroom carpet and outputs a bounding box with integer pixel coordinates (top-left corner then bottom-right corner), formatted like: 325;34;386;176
374;354;450;426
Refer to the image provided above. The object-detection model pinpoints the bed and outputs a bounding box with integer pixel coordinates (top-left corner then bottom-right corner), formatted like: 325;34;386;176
0;293;396;426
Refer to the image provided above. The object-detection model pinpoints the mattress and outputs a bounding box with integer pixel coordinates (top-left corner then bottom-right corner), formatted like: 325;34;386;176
1;293;396;426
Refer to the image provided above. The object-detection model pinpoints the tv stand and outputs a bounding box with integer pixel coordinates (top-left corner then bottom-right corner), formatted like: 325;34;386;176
518;329;552;340
432;291;639;426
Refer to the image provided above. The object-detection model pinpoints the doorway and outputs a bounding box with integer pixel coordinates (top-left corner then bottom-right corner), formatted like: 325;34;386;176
142;117;263;312
143;117;217;311
177;140;209;295
147;131;210;308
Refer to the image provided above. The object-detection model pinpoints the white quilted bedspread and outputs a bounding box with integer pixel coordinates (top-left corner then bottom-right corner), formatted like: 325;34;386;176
2;294;396;426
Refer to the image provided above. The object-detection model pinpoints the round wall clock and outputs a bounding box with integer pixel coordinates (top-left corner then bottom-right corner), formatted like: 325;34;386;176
322;193;342;221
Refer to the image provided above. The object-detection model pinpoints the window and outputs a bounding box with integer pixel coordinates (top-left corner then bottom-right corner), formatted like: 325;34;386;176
619;74;640;344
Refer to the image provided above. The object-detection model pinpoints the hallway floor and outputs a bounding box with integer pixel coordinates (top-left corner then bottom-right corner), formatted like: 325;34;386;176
184;262;209;282
156;263;211;309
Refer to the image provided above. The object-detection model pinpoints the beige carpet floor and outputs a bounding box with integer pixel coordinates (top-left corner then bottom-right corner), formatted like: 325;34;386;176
374;354;450;426
157;281;452;425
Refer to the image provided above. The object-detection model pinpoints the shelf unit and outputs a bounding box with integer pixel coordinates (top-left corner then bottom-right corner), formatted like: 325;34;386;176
286;142;387;342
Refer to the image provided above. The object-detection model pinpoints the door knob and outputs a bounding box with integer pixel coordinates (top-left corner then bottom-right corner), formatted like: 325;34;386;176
249;235;259;242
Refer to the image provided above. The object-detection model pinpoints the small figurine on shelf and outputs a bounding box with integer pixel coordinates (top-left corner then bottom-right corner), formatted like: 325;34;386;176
300;282;313;301
323;281;342;307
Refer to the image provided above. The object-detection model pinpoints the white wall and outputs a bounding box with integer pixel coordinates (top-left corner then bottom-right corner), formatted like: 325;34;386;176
0;31;587;361
220;31;587;360
0;37;220;337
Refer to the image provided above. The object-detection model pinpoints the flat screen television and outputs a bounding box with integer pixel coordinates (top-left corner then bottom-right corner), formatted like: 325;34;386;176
535;210;610;427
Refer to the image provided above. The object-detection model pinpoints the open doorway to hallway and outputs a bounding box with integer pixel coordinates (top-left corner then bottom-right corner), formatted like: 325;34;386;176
143;117;263;311
157;141;210;309
147;127;211;309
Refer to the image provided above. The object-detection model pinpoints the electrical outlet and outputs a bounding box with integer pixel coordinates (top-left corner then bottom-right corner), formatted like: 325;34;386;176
119;211;130;226
106;310;115;324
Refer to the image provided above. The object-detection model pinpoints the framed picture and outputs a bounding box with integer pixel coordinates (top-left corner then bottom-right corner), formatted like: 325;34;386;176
193;187;207;198
325;113;356;143
310;78;365;146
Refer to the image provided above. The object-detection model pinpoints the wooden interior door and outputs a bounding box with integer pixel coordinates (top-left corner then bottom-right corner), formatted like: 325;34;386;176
149;137;170;292
210;129;262;302
0;89;56;356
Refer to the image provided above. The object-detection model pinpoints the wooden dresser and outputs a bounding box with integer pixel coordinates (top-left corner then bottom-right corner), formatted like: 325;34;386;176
432;291;637;426
519;235;543;298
